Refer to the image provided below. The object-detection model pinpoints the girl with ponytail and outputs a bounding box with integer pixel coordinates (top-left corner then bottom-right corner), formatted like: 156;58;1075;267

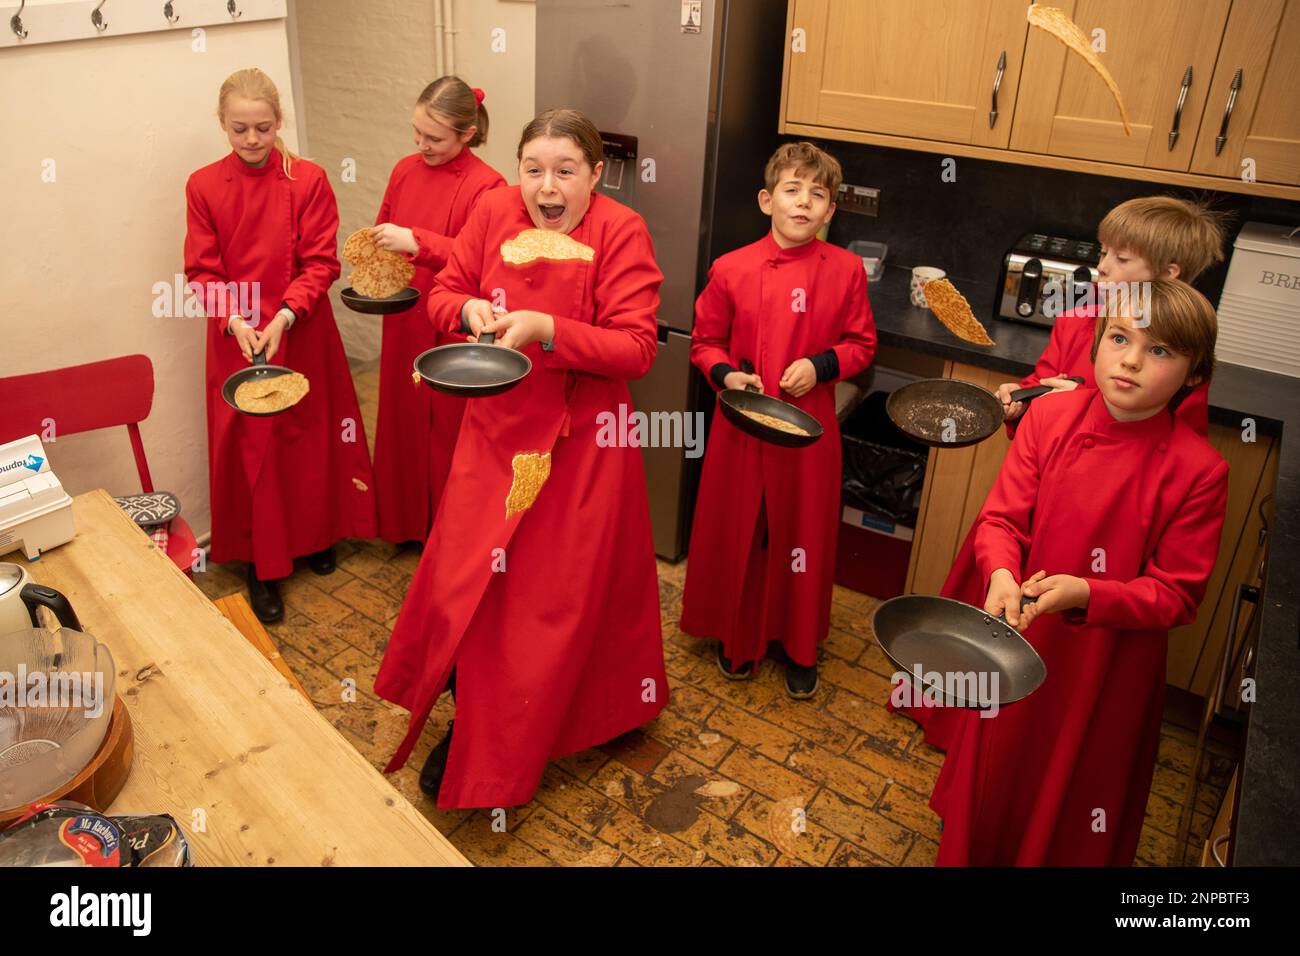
368;76;506;545
184;68;377;622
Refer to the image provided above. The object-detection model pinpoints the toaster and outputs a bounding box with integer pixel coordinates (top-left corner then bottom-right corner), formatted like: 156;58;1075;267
997;233;1101;327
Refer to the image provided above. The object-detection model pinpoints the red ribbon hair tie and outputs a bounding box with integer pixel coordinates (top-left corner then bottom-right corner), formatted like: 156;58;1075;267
472;87;485;106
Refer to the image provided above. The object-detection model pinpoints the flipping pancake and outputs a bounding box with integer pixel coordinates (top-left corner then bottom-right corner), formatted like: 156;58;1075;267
500;228;595;267
924;278;995;346
1028;3;1132;135
342;228;415;298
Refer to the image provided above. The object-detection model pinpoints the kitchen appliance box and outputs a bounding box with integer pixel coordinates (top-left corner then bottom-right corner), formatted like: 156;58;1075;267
536;0;788;560
0;435;75;561
1215;222;1300;378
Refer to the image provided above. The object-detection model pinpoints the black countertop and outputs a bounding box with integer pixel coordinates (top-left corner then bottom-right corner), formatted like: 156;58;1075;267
868;264;1300;866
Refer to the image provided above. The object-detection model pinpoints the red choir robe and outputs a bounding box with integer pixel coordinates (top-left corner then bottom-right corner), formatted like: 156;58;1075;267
680;234;876;668
928;389;1228;866
1013;303;1210;437
371;149;505;543
185;150;376;580
373;187;668;808
891;301;1212;748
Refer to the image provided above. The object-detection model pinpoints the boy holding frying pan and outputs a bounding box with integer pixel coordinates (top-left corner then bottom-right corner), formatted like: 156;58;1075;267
894;196;1227;747
930;280;1228;865
680;142;876;699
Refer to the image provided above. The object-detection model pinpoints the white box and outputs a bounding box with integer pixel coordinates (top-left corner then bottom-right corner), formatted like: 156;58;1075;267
0;435;76;560
1216;222;1300;378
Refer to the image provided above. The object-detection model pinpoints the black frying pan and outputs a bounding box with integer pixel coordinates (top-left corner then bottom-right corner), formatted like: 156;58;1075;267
718;360;823;448
221;351;297;417
341;286;420;315
413;331;531;397
886;376;1084;447
872;594;1046;708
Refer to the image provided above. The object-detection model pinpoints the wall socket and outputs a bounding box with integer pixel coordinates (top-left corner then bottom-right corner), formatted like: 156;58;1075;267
837;183;880;216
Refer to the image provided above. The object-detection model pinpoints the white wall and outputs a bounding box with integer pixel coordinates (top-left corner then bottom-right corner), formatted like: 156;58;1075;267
0;18;301;543
292;0;536;363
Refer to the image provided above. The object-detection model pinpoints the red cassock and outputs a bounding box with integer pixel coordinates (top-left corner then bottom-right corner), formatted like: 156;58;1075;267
373;187;668;808
680;235;877;668
185;150;376;580
1014;304;1210;437
371;149;505;543
891;303;1212;747
928;389;1227;866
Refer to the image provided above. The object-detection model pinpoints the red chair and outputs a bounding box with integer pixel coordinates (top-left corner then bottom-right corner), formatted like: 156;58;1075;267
0;355;199;575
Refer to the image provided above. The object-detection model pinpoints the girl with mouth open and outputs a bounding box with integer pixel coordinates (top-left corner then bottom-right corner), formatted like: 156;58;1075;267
374;109;668;809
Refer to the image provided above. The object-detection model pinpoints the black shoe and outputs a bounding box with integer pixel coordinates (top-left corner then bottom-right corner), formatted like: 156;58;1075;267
247;565;284;623
419;721;454;798
716;642;754;680
306;547;335;575
784;660;819;699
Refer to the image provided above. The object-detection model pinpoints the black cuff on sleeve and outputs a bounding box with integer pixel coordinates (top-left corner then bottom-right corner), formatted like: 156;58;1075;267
809;349;840;383
710;362;738;389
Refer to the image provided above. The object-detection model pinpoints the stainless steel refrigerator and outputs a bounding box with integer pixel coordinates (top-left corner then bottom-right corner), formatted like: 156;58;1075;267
536;0;788;559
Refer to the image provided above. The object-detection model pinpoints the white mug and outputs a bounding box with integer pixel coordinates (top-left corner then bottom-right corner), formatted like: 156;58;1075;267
910;267;946;308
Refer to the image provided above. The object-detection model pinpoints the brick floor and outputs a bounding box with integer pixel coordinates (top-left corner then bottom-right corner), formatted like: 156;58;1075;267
188;359;1237;867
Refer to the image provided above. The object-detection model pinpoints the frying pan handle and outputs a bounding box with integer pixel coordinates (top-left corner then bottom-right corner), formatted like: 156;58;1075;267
1008;376;1084;405
251;350;268;367
739;359;759;393
995;594;1037;626
477;331;496;346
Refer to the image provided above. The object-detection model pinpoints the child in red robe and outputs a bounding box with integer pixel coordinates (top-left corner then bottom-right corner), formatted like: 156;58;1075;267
374;110;667;808
997;195;1226;437
369;77;505;545
680;142;877;698
930;279;1228;866
185;68;375;623
896;195;1227;747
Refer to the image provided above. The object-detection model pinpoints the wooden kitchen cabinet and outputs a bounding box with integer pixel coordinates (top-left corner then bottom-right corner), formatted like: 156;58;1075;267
783;0;1029;147
1009;0;1232;171
904;362;1013;597
780;0;1300;199
903;364;1280;697
1188;0;1300;186
1167;425;1278;697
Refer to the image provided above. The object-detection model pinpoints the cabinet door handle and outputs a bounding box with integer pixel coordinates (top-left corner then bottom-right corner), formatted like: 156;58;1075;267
988;50;1007;129
1167;65;1192;150
1214;68;1243;156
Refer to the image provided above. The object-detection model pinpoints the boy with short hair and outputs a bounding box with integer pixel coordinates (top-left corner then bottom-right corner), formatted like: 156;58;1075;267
895;196;1228;749
931;279;1229;865
997;195;1227;436
680;142;876;698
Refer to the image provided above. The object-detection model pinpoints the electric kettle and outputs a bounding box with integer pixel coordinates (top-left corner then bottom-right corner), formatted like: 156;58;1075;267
0;562;82;636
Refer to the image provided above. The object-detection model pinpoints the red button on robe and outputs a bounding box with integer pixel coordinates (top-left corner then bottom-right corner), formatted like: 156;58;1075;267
680;234;876;668
927;389;1227;866
374;188;668;808
371;149;505;543
185;150;376;580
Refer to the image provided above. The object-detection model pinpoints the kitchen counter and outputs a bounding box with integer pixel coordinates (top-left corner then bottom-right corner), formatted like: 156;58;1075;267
26;490;470;867
866;264;1300;865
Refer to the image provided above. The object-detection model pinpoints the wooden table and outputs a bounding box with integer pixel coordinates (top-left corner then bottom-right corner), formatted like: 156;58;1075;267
24;490;469;867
